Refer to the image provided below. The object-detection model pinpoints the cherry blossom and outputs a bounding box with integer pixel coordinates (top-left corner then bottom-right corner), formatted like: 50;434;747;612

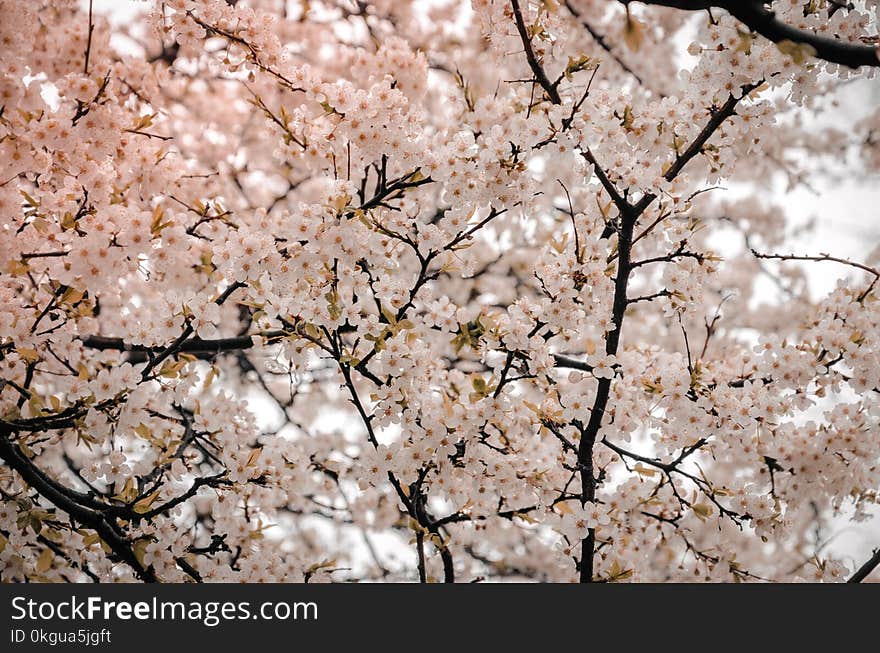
1;0;879;584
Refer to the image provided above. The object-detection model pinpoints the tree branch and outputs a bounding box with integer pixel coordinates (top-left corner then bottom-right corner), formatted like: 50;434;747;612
0;428;157;582
848;547;880;583
510;0;562;104
81;331;287;354
628;1;879;69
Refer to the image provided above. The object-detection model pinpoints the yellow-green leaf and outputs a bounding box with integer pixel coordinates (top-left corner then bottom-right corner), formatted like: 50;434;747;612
35;547;54;573
133;489;162;514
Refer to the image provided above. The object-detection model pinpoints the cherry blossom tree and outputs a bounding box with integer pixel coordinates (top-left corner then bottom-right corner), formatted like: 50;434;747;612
2;0;880;583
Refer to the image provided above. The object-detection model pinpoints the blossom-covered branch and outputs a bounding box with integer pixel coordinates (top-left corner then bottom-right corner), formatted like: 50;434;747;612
627;1;880;69
1;0;878;584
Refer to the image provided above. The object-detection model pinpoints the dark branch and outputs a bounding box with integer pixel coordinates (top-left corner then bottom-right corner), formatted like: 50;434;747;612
510;0;562;104
627;1;879;69
848;547;880;583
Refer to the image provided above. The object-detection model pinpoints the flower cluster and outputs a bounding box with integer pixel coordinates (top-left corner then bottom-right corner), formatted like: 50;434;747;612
1;0;879;584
